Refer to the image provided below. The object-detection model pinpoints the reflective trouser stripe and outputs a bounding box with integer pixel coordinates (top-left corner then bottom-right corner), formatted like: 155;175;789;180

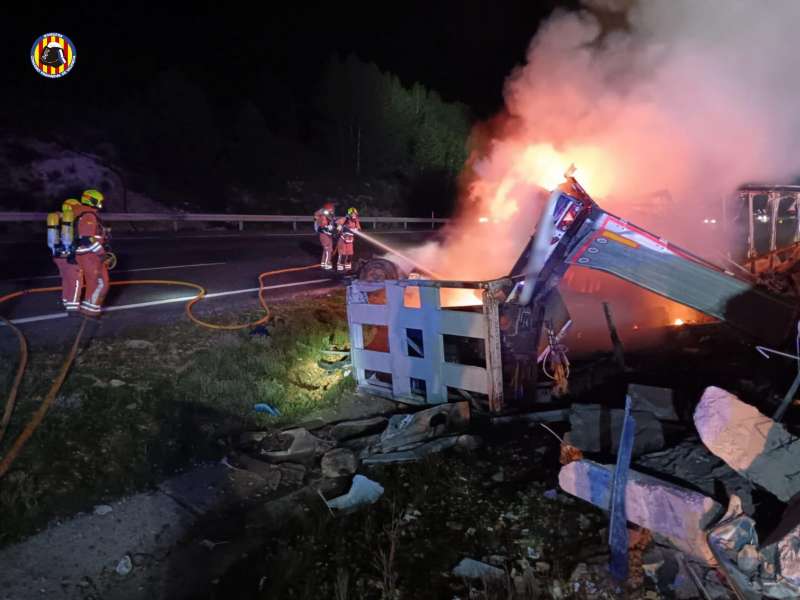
90;278;105;305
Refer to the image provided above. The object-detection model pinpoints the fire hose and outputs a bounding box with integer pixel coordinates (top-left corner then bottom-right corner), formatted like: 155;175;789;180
0;263;320;479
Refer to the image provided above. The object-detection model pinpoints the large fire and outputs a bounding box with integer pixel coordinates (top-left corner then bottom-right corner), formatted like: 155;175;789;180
404;0;800;331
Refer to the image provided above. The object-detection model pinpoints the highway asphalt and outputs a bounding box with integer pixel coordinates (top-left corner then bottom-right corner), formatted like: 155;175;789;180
0;229;438;344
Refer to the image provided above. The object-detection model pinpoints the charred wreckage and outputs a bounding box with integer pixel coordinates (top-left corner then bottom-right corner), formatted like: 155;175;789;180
344;174;800;597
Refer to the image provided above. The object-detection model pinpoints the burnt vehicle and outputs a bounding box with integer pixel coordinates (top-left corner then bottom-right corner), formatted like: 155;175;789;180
348;173;799;411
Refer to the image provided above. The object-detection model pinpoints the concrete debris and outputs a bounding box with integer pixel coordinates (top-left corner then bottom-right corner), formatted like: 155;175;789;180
559;459;723;563
93;504;113;516
260;428;335;465
238;431;269;447
325;474;384;512
228;453;283;490
636;438;756;515
339;433;382;452
362;435;463;465
628;384;678;421
330;416;388;441
377;402;469;453
694;386;800;502
451;558;504;580
566;404;665;457
320;448;359;478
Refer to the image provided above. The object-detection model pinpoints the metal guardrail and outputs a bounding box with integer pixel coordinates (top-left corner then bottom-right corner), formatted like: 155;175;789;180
0;212;449;232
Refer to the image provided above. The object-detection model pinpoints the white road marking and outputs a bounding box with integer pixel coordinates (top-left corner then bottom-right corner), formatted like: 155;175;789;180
0;278;334;326
1;262;228;282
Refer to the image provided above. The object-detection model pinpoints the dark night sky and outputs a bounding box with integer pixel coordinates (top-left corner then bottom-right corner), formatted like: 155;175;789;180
5;1;577;121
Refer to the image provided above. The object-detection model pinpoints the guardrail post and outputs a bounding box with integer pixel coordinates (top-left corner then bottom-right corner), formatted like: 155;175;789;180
293;221;297;232
173;220;178;233
373;221;377;230
431;211;435;229
404;220;408;230
238;220;244;232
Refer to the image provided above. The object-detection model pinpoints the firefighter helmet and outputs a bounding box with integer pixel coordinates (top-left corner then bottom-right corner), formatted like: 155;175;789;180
81;189;104;209
41;42;66;68
347;207;358;218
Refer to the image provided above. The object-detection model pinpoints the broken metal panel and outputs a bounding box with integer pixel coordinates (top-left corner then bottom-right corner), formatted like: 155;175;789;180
564;212;797;346
608;396;636;581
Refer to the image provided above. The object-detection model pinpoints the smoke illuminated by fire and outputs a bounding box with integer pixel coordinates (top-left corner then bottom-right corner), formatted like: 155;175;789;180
400;0;800;286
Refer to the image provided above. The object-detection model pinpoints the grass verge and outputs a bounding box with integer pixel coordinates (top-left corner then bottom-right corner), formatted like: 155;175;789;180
0;291;353;545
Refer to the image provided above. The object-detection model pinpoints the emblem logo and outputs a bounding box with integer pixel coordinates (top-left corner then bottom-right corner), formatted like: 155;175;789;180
31;33;76;78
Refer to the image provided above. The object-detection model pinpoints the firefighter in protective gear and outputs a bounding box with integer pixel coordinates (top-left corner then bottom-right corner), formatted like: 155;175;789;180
49;199;83;314
313;202;336;270
73;189;109;318
336;207;361;272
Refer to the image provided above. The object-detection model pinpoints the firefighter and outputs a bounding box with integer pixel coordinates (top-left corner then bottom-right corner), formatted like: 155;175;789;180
313;202;336;270
336;207;361;271
73;189;109;318
48;198;83;314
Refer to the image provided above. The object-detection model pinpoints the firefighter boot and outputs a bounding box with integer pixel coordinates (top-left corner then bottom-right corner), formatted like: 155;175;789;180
337;255;345;271
321;250;333;270
345;256;353;271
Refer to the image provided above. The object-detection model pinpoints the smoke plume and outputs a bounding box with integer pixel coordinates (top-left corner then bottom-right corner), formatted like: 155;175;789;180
408;0;800;282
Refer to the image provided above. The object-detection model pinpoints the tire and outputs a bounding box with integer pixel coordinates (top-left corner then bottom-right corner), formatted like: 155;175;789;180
357;258;400;282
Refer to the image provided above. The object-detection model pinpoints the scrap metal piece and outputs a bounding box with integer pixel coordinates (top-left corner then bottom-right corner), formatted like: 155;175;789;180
608;395;636;581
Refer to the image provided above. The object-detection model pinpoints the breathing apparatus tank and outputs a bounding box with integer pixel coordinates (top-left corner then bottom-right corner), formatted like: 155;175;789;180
60;200;77;253
46;212;61;256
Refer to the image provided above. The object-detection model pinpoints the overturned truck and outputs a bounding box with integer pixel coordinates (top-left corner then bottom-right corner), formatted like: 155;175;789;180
347;175;798;412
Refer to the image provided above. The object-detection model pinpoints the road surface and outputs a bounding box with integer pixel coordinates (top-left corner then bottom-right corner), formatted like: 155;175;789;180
0;229;438;343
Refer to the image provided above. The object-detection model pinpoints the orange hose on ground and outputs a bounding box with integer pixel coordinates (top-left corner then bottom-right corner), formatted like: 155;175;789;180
0;262;323;478
0;316;27;446
0;319;86;479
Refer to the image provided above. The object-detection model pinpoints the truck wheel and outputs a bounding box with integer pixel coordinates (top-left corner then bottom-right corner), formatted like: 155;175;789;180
357;258;399;282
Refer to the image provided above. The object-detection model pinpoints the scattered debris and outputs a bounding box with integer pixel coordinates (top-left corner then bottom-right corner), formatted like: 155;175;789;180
253;403;280;416
325;474;384;512
489;409;568;426
608;395;636;581
377;402;470;453
260;428;334;465
93;504;113;516
566;404;665;457
362;435;464;465
559;459;723;563
628;384;678;421
695;386;800;502
330;416;388;441
227;453;282;490
115;555;133;576
321;448;359;478
451;558;505;580
635;438;756;516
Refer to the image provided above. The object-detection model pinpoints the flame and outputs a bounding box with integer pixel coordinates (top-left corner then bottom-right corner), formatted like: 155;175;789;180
470;142;618;224
673;318;685;326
